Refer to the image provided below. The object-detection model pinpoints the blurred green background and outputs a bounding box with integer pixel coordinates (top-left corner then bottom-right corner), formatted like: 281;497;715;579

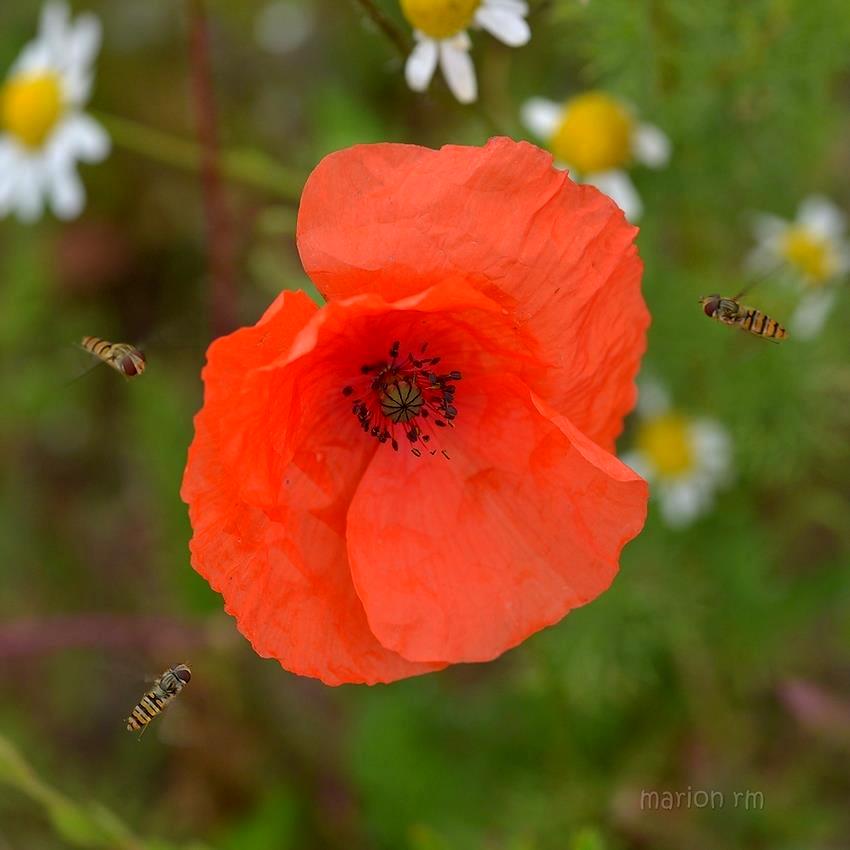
2;0;850;848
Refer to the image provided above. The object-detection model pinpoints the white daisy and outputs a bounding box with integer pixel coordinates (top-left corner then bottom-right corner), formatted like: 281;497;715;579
401;0;530;104
521;91;671;221
0;1;110;222
621;382;732;529
747;195;850;339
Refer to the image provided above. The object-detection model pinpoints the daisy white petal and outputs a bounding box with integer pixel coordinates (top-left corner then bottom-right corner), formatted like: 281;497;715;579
439;35;477;104
46;158;84;219
797;195;846;241
10;42;51;77
585;169;643;221
632;123;671;168
658;479;707;528
744;244;782;276
0;139;16;185
751;212;788;245
790;289;837;340
635;378;671;417
691;419;732;480
69;12;102;72
13;159;46;223
746;213;787;273
57;112;110;162
40;1;72;57
62;14;101;104
474;5;530;46
63;70;93;105
405;34;439;92
485;0;529;14
520;97;561;140
0;147;18;216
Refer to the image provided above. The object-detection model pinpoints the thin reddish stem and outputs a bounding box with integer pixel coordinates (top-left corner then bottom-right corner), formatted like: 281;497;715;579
187;0;236;338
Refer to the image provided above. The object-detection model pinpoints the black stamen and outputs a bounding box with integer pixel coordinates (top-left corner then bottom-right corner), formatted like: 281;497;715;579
346;342;461;459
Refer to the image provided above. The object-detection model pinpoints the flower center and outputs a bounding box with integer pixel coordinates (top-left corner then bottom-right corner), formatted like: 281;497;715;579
380;380;425;423
636;413;694;478
0;73;64;149
780;227;834;285
550;92;634;174
400;0;481;39
342;340;461;458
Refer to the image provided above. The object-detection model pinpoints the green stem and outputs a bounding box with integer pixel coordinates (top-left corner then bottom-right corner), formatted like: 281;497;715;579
348;0;411;58
0;733;167;850
96;112;305;201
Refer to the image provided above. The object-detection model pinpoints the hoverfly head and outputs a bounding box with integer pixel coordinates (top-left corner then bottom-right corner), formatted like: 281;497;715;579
119;349;146;377
699;295;721;317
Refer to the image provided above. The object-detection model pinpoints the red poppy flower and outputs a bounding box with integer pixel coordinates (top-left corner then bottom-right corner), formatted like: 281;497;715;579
181;137;649;685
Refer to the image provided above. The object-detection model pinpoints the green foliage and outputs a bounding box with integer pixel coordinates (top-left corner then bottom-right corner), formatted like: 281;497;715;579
0;733;207;850
2;0;850;849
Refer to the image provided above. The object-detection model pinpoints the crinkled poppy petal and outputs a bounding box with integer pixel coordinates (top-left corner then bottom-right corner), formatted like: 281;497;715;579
296;137;648;451
185;417;442;685
346;373;648;664
182;291;443;685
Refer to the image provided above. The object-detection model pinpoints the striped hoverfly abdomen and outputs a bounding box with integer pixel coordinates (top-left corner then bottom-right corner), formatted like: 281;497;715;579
126;664;191;736
699;294;788;342
81;336;147;377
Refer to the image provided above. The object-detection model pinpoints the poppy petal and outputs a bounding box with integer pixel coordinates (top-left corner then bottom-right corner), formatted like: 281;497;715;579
346;374;648;664
297;137;648;450
185;424;442;685
182;291;444;685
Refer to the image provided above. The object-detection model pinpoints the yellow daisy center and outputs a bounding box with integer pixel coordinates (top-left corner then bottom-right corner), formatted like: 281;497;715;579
1;72;64;149
780;227;834;285
636;414;695;478
550;92;635;174
400;0;481;39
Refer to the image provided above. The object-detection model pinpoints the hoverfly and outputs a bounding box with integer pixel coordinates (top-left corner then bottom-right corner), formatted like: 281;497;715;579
699;289;788;342
126;664;191;738
80;336;147;377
